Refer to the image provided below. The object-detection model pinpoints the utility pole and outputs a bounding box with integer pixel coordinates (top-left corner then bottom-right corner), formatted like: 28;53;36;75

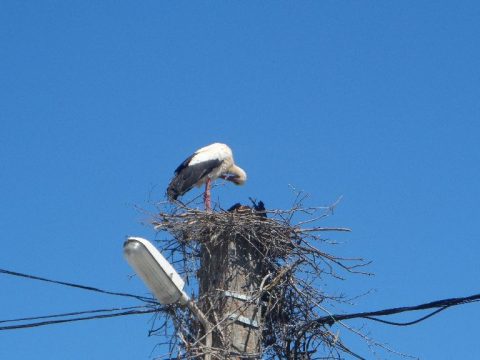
198;224;265;359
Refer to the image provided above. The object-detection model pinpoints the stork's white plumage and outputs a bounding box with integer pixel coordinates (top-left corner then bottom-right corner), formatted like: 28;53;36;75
167;143;247;210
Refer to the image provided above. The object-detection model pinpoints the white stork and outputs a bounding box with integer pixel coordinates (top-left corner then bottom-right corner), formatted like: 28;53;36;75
167;143;247;210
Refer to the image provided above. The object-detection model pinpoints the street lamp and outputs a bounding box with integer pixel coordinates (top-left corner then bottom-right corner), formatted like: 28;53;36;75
123;236;212;360
123;237;189;305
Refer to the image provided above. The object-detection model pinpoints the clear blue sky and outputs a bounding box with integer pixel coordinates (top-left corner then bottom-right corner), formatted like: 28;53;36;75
1;1;479;359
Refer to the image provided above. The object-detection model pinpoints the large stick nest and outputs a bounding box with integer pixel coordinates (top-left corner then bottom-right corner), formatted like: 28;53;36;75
148;195;371;360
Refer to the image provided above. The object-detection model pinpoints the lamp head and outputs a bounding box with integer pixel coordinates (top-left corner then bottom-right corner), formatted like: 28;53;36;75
123;237;189;305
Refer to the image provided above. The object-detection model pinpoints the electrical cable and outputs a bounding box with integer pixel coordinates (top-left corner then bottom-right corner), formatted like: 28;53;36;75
0;267;165;331
0;268;157;304
307;293;480;329
363;306;450;326
0;308;158;331
0;305;151;324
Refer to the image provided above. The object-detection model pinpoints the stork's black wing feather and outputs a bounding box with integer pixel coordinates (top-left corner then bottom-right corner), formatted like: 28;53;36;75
167;158;222;200
173;153;195;175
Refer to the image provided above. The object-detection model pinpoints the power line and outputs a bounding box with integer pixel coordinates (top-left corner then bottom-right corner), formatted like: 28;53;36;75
362;306;449;326
0;308;158;331
0;268;156;304
301;292;480;331
0;267;163;331
4;266;479;339
0;305;151;325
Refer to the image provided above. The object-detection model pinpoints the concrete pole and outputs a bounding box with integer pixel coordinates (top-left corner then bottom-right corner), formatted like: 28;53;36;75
198;231;264;359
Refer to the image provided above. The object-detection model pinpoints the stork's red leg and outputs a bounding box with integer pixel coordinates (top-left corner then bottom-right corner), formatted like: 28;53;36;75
204;178;212;211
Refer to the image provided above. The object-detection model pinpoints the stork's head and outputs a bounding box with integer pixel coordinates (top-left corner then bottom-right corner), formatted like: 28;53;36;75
229;164;247;185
